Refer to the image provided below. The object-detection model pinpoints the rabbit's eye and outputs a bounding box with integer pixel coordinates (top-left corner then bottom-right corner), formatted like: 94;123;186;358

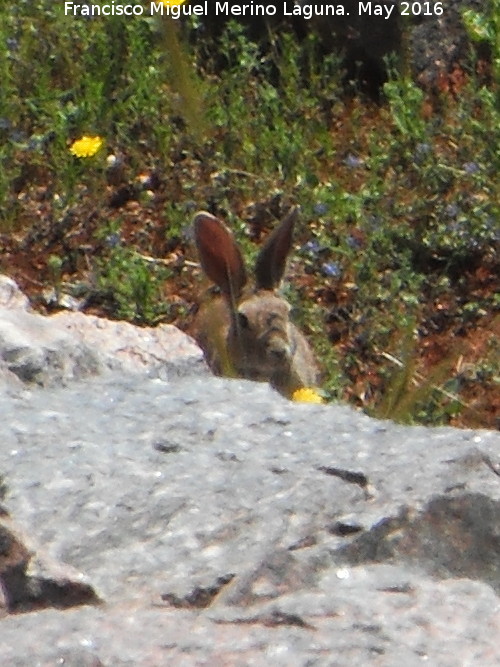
237;312;250;329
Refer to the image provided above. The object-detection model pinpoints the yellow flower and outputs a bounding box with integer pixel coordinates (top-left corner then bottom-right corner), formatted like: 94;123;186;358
160;0;187;5
69;135;103;158
292;388;324;404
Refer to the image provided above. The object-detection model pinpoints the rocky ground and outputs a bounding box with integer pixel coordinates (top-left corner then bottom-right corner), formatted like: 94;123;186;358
1;277;500;665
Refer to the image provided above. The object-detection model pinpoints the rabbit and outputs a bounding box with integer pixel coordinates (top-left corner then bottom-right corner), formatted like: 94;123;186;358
191;206;320;397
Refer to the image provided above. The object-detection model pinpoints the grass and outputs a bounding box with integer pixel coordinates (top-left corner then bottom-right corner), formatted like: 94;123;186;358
0;2;498;428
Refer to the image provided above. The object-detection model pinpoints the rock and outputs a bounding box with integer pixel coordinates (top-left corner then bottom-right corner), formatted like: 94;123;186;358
0;275;31;311
1;369;499;664
0;516;100;614
309;0;488;92
1;276;499;663
0;275;206;387
409;0;488;90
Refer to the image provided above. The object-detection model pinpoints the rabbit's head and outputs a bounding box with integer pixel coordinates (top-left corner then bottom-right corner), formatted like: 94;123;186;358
193;207;319;396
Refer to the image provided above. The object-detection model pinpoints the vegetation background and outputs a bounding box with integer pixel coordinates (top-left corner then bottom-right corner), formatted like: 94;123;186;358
0;1;498;428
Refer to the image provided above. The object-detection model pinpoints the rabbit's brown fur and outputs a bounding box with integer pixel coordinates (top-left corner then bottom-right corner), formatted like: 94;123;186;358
192;208;320;397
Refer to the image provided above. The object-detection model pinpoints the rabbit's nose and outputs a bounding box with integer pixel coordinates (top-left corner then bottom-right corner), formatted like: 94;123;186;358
268;339;291;362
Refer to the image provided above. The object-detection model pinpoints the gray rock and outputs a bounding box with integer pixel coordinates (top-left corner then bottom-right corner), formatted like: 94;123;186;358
1;277;499;664
1;372;499;664
0;275;206;387
0;275;31;311
410;0;487;89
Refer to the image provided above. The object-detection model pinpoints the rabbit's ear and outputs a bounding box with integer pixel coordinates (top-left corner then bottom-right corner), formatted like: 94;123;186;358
255;206;299;290
194;211;247;300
